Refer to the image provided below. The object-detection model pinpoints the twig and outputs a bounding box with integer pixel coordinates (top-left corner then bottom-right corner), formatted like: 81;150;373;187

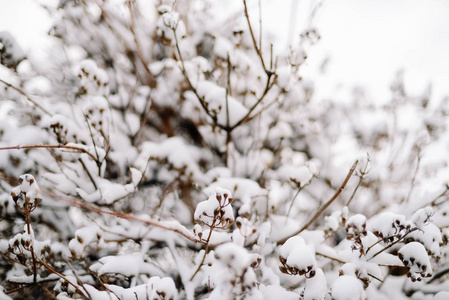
242;0;267;72
83;114;102;169
316;251;383;283
46;191;201;244
24;208;37;283
346;154;371;206
225;54;232;166
0;78;52;116
229;71;275;130
172;28;220;128
367;228;418;261
127;0;157;88
79;158;98;190
279;160;358;244
405;146;421;203
190;221;216;281
34;255;89;299
0;144;97;162
430;184;449;206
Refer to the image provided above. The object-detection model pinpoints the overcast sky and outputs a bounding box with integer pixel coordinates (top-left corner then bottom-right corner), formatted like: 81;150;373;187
1;0;449;103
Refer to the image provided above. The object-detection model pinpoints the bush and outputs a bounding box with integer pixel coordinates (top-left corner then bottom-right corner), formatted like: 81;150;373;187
0;1;448;299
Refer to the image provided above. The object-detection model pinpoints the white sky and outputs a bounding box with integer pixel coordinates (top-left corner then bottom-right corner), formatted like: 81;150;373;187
1;0;449;103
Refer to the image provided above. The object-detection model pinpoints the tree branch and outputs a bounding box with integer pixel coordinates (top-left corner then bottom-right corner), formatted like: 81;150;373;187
279;160;358;244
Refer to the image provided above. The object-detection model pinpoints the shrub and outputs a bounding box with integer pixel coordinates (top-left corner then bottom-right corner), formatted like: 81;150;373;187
0;1;447;299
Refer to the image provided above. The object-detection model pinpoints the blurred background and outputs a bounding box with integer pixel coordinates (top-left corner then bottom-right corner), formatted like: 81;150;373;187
1;0;449;104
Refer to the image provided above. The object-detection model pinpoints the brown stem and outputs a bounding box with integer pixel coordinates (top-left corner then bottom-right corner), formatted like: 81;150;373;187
34;255;89;299
430;184;449;206
242;0;267;72
25;206;37;283
79;158;98;190
347;154;371;206
405;146;421;203
367;228;418;260
172;28;221;128
47;192;201;244
0;144;97;162
0;78;52;116
127;1;157;88
190;221;216;281
229;72;275;130
279;160;358;244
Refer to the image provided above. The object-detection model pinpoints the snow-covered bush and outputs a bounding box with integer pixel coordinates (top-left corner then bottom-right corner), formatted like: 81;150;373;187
0;0;448;299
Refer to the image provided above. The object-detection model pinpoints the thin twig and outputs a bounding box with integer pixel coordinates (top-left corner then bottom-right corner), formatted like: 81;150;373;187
279;160;358;244
316;251;383;282
127;0;157;88
430;184;449;206
242;0;267;72
34;255;89;299
225;54;232;166
46;191;201;244
0;144;97;162
405;146;421;203
78;158;98;190
0;78;52;116
347;154;371;206
367;228;418;260
286;187;302;219
25;209;37;283
229;72;275;130
172;28;220;127
190;221;216;281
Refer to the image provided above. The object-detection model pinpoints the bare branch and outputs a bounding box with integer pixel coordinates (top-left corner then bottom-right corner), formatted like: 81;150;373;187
0;144;98;162
279;160;358;244
0;78;52;116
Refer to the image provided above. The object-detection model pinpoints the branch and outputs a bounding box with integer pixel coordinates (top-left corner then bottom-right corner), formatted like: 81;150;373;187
242;0;268;72
0;144;98;162
367;228;418;261
279;160;358;244
0;78;52;116
127;0;157;88
172;28;222;129
46;192;201;245
346;154;371;206
34;255;89;300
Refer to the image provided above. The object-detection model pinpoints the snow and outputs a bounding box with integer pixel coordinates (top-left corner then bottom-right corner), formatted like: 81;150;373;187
407;223;442;257
434;291;449;300
0;1;448;299
0;31;25;69
196;81;249;127
194;187;234;228
279;236;316;277
330;275;366;300
398;242;433;281
303;268;327;300
0;287;12;300
258;284;299;300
